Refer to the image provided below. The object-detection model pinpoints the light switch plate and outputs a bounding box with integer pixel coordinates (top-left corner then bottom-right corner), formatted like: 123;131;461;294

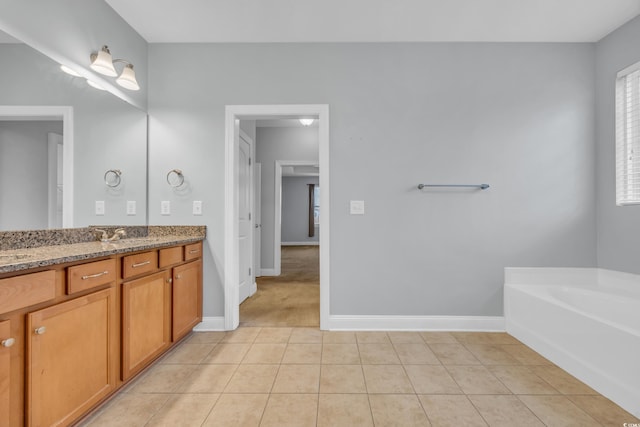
161;200;171;215
126;201;136;216
350;200;365;215
193;200;203;215
95;201;105;216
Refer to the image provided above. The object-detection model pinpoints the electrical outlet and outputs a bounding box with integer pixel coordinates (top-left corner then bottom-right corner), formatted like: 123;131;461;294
95;201;105;216
126;201;136;215
161;200;171;215
350;200;365;215
193;200;202;215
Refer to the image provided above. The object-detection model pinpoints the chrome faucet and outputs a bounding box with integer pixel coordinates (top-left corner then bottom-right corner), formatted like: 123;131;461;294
94;228;127;242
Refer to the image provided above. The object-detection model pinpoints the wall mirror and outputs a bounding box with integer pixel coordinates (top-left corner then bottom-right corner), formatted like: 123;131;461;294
0;29;148;231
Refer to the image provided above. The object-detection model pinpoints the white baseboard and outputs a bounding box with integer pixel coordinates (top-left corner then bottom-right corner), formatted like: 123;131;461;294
260;268;278;276
193;317;226;331
282;242;320;246
327;315;505;331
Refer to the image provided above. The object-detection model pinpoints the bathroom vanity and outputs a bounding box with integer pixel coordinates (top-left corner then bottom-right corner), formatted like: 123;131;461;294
0;227;204;427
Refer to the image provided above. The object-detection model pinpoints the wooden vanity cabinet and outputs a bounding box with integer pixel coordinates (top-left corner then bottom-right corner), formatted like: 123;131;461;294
0;320;12;427
26;287;117;427
121;270;172;380
172;259;202;341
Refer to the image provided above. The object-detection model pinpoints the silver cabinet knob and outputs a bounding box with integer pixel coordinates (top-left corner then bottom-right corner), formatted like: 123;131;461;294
1;338;15;347
167;278;173;284
34;326;47;335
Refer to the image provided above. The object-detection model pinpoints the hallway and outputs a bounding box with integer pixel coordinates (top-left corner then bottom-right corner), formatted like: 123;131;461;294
240;246;319;327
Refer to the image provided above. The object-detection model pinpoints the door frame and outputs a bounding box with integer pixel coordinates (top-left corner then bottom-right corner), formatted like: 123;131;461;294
274;160;319;276
224;104;330;330
0;105;74;227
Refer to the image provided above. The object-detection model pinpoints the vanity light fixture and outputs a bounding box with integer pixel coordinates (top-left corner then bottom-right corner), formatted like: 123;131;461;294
86;80;106;91
299;118;314;126
60;65;81;77
90;45;140;91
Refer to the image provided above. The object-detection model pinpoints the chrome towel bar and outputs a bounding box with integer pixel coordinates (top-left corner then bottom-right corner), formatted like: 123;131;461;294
418;183;490;190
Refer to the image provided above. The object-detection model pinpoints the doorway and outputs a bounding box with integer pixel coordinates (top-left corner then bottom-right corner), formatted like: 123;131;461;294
224;104;330;330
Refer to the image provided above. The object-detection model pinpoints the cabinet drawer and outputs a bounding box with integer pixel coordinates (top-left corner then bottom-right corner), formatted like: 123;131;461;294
184;242;203;261
0;270;56;314
122;251;158;279
159;246;183;268
67;259;116;295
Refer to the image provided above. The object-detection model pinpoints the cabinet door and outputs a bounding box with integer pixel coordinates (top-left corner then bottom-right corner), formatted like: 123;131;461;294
122;270;171;380
27;288;117;427
172;260;202;341
0;320;12;427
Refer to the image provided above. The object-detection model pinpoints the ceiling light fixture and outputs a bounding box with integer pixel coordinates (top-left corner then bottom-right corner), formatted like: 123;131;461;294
299;118;314;126
90;45;140;91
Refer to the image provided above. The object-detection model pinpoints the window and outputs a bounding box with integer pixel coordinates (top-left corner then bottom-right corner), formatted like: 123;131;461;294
616;61;640;205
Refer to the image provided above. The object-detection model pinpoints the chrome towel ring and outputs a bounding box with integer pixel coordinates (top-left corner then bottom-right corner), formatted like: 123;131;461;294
167;169;185;187
104;169;122;187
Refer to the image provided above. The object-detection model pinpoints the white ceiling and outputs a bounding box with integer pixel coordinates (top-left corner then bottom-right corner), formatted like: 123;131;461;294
106;0;640;43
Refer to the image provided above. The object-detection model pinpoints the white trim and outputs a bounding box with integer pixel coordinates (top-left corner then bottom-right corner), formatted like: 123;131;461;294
193;317;226;331
282;242;320;246
327;315;505;331
275;160;319;276
224;104;330;331
617;59;640;78
0;105;74;228
260;268;277;276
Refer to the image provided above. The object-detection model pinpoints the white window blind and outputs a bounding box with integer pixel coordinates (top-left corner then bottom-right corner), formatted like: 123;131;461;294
616;61;640;205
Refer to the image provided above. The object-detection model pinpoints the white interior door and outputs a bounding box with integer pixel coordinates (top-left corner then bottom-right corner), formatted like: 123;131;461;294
238;131;253;304
254;163;262;279
47;132;63;228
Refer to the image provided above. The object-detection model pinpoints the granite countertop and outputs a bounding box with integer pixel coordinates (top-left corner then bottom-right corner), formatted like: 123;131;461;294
0;235;204;274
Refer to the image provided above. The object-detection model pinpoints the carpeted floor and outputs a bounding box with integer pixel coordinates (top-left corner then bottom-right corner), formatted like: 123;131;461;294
240;246;319;327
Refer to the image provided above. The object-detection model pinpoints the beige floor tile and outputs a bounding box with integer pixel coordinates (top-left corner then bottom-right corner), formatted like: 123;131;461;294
419;332;458;344
202;394;268;427
203;343;251;364
224;364;279;393
272;364;320;393
319;365;367;393
463;343;521;365
519;395;601;426
527;365;598;395
451;332;520;345
241;343;286;364
254;327;293;343
323;331;357;343
317;394;374;427
356;331;391;343
388;331;425;344
289;328;322;343
488;366;559;395
468;395;544;426
394;343;440;365
369;394;430;427
404;365;462;394
84;393;169;427
179;364;237;393
127;364;196;394
260;394;318;427
186;331;227;344
322;343;361;364
497;344;553;365
419;395;487;427
567;395;640;425
359;343;401;364
146;393;219;426
362;365;414;394
222;327;261;343
282;343;322;364
445;365;510;394
161;343;215;364
429;343;481;365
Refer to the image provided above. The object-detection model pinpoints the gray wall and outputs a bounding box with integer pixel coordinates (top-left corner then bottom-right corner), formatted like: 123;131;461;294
148;43;596;317
282;176;320;244
595;15;640;274
0;44;148;229
0;121;62;230
255;127;320;269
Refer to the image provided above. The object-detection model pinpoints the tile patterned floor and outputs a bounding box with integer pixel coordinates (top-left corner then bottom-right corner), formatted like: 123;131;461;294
80;328;639;426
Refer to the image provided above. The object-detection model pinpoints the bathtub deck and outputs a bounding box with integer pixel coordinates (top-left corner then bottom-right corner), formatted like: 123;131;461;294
78;328;639;426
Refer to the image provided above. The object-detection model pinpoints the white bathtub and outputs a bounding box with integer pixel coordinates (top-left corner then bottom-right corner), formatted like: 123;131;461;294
505;268;640;418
